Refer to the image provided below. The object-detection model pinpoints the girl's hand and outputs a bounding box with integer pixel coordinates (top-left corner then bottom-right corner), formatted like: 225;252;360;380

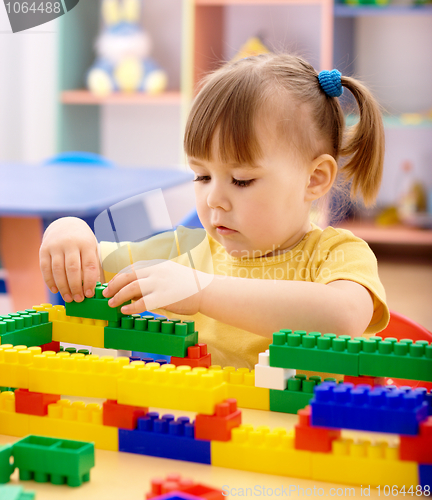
102;259;213;316
39;217;101;303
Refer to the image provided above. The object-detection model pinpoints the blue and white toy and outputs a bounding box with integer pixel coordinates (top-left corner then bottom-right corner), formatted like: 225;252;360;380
87;0;168;96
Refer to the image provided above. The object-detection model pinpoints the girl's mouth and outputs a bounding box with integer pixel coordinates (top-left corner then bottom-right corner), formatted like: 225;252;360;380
216;226;237;235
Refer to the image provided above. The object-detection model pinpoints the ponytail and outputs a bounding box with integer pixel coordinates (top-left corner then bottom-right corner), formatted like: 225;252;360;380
339;77;385;206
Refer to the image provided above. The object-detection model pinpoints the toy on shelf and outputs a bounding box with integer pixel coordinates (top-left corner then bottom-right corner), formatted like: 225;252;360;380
397;160;431;229
338;0;389;6
231;36;270;62
87;0;168;97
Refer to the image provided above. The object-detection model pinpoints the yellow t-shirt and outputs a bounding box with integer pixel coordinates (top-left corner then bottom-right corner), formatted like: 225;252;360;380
100;223;389;370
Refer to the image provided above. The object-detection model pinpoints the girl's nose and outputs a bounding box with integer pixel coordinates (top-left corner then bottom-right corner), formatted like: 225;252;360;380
207;184;231;211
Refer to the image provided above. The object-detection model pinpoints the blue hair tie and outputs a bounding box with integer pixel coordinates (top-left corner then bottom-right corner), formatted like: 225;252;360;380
318;69;343;98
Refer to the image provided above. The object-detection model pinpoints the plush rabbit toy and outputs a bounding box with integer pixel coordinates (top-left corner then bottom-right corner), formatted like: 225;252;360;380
87;0;168;96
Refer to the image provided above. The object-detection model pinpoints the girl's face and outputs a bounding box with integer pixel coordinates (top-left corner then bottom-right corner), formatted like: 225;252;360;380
188;123;314;258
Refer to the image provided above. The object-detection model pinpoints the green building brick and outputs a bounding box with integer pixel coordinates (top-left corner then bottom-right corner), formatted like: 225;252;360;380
269;331;432;382
0;485;35;500
269;375;337;414
359;337;432;382
0;310;52;347
65;283;130;322
13;435;95;487
104;315;198;357
269;331;360;376
0;444;14;484
63;347;90;356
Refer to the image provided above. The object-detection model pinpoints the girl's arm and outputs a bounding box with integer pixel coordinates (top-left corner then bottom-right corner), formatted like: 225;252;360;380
199;275;373;338
104;265;374;338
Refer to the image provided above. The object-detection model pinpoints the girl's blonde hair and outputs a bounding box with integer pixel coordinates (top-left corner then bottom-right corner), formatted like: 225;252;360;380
184;53;384;206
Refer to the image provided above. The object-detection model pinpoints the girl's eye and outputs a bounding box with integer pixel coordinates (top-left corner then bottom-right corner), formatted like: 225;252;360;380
193;176;255;187
232;178;255;187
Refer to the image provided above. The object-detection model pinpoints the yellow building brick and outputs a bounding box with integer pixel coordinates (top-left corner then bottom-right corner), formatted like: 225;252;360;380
34;304;106;348
118;362;228;415
0;391;29;437
212;424;312;477
0;345;41;389
210;366;269;411
312;438;419;488
29;400;118;451
29;351;129;399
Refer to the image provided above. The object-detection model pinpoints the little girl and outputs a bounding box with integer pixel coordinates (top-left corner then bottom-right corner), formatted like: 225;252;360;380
40;53;389;369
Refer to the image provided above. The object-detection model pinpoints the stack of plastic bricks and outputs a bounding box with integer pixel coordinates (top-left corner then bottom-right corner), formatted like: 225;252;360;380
263;329;432;414
0;294;431;490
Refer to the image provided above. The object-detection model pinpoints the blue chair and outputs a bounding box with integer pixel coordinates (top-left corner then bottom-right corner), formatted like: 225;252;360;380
0;268;7;294
44;151;114;167
43;151;114;234
177;208;203;228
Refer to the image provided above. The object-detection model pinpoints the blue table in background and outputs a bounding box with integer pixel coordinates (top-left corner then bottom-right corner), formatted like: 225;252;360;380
0;163;193;311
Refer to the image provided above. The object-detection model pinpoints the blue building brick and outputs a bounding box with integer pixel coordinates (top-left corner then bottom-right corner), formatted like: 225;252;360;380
419;464;431;490
149;493;209;500
310;383;429;435
426;391;432;416
118;412;211;464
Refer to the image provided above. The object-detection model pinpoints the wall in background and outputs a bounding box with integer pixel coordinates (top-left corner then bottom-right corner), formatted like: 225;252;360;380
356;15;432;114
0;8;57;163
102;105;182;168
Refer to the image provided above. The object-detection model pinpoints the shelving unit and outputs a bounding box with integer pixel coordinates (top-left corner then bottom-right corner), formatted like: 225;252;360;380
346;114;432;129
57;0;183;158
331;3;432;245
60;90;182;106
57;0;99;153
183;0;432;246
337;220;432;247
334;4;432;16
187;0;334;94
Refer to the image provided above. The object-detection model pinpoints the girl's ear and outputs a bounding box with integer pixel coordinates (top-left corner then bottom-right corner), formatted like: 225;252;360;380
305;154;338;201
102;0;121;26
122;0;141;23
